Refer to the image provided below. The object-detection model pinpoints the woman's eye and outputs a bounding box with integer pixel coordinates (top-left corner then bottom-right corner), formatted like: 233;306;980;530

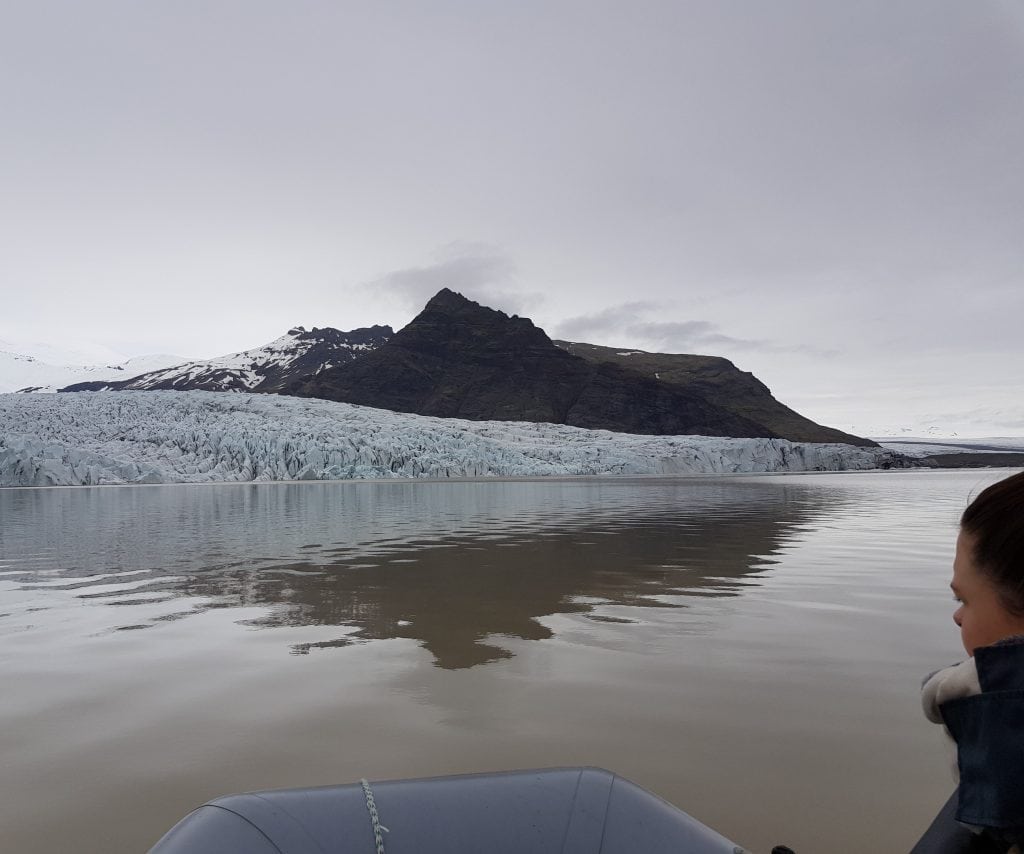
953;596;963;604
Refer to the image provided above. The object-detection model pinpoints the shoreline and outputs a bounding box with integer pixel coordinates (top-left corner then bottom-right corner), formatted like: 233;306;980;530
3;464;1022;491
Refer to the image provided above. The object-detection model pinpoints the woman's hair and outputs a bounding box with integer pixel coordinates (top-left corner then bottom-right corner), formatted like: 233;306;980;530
961;471;1024;615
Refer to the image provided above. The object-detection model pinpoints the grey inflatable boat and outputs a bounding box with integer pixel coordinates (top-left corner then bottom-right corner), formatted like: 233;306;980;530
149;766;743;854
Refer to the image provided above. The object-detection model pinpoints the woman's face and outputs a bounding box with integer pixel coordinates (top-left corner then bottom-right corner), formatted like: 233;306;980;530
952;530;1024;655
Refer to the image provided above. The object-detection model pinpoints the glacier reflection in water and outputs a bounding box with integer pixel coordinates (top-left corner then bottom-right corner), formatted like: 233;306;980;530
1;478;830;668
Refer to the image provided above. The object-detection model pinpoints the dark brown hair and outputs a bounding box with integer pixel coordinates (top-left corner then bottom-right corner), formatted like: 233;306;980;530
961;471;1024;615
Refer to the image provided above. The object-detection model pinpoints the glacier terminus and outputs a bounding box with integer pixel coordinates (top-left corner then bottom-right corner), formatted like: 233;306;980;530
0;391;906;487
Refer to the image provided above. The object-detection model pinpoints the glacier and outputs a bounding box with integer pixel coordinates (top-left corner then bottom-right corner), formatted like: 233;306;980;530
0;350;186;394
0;391;906;487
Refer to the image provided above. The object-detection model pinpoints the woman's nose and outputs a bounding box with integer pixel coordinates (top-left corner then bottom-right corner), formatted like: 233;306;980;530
953;606;963;627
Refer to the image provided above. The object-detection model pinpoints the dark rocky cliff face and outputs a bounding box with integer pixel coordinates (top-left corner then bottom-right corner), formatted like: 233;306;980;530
253;326;393;393
554;341;876;447
287;289;780;439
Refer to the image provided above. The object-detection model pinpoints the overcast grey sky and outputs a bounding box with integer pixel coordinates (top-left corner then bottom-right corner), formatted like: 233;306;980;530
2;1;1022;436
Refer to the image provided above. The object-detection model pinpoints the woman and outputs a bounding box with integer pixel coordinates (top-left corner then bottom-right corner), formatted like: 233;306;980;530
917;470;1024;853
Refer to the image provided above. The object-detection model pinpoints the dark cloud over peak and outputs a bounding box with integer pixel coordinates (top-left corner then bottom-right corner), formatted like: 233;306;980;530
364;244;542;319
554;304;834;358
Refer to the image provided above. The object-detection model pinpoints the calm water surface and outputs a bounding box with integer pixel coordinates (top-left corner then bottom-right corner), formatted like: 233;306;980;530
0;470;1016;853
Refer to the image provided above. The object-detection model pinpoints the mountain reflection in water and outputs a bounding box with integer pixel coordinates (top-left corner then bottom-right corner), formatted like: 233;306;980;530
1;479;842;669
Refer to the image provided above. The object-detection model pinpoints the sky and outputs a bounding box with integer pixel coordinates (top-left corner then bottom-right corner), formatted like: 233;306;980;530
2;1;1022;437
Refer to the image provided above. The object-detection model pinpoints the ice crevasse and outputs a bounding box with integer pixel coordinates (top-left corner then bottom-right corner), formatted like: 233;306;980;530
0;391;902;487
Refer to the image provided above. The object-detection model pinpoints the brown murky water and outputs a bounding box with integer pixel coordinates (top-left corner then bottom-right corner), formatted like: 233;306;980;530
1;470;1015;853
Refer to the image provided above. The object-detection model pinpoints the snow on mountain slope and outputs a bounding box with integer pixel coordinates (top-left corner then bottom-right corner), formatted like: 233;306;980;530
0;391;906;487
0;351;186;394
61;325;392;393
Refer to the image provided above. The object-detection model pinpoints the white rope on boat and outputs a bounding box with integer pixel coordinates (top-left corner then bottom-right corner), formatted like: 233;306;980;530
360;778;389;854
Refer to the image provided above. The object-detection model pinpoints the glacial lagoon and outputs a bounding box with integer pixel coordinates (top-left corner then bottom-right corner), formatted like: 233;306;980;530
0;469;1013;853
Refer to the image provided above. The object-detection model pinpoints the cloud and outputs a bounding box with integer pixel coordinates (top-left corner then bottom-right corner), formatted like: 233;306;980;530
364;243;542;317
553;303;833;357
550;302;661;341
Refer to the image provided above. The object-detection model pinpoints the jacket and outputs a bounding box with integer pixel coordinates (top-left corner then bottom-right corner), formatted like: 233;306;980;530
917;637;1024;852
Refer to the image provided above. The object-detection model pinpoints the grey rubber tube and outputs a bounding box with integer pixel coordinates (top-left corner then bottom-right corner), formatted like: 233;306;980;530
149;767;743;854
908;789;983;854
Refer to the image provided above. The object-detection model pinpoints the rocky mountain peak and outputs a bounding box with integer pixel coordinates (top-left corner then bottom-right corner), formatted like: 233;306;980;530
286;289;776;437
60;324;393;394
395;289;551;361
422;287;467;309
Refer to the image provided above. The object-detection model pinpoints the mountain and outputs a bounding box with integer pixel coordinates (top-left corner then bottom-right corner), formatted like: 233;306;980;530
46;290;873;445
287;289;800;439
61;325;393;394
553;341;873;446
2;350;186;394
